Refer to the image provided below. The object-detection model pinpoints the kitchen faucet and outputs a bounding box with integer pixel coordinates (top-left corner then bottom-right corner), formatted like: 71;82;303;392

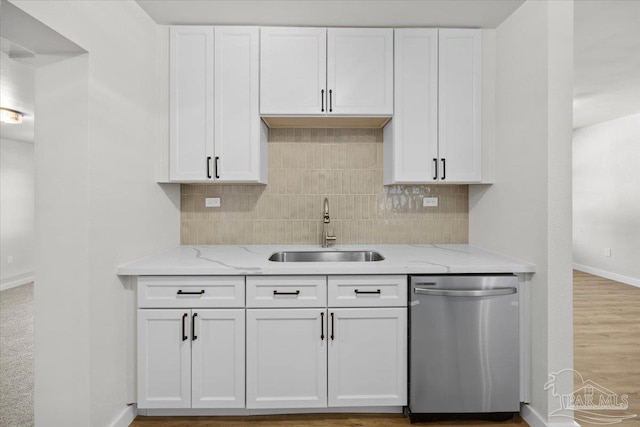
322;197;337;248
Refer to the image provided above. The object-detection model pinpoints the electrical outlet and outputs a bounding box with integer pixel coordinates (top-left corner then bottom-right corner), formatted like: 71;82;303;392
423;197;438;207
7;256;14;264
205;198;221;208
604;248;612;257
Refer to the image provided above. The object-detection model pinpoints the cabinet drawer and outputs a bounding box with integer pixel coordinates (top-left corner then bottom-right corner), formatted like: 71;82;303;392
246;276;326;308
328;275;407;307
138;276;245;308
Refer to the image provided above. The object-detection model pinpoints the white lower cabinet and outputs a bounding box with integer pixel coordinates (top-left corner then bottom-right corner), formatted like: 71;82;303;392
245;275;408;410
138;310;192;409
328;308;407;407
246;309;327;409
138;274;408;412
138;309;245;409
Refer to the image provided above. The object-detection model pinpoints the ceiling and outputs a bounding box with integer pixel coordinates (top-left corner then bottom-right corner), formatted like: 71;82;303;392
135;0;525;28
574;0;640;129
0;0;85;144
0;49;34;143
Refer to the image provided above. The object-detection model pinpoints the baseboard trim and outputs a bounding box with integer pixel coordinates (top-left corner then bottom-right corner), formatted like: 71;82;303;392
109;404;137;427
521;404;547;427
0;274;34;291
521;404;580;427
573;263;640;288
140;406;404;417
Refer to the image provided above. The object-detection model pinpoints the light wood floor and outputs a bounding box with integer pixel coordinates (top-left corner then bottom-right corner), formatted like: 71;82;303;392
573;271;639;427
132;271;639;427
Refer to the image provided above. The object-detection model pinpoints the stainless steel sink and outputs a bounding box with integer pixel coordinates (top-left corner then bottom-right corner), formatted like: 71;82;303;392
268;250;385;262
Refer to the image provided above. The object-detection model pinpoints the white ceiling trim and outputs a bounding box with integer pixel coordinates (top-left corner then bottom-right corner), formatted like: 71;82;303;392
135;0;525;28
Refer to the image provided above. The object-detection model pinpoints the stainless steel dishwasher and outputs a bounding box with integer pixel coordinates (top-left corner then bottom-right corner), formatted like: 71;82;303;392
409;275;519;421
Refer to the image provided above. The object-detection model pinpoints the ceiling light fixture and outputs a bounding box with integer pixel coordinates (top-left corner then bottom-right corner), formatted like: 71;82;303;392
0;108;24;124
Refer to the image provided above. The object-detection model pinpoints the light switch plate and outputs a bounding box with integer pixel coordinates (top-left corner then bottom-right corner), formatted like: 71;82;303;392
604;248;612;257
205;197;221;208
423;197;438;207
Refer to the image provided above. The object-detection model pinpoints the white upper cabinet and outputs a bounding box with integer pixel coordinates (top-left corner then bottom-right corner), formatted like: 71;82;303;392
327;28;393;116
169;26;267;183
260;27;327;115
384;28;483;184
384;29;438;184
438;29;482;183
260;27;393;116
170;27;214;182
214;27;266;183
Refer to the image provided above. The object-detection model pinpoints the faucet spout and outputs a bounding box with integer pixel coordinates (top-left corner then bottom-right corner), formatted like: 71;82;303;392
323;197;330;223
322;197;336;247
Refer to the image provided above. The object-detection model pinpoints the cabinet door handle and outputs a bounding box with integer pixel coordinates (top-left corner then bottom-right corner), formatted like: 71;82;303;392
433;158;438;180
330;312;335;341
441;158;446;180
329;89;333;112
207;156;212;179
321;89;325;112
354;289;381;295
215;156;220;179
181;313;188;341
192;313;198;341
177;290;205;295
273;290;300;296
320;312;325;341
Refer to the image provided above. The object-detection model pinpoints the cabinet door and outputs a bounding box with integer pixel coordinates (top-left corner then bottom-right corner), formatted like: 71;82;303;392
327;28;393;116
138;310;191;409
328;308;407;407
169;26;214;182
246;309;327;409
214;27;265;183
438;29;482;182
191;309;245;408
260;27;327;115
385;29;438;184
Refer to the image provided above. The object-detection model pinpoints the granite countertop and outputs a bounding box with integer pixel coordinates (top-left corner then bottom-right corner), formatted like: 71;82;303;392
116;244;535;276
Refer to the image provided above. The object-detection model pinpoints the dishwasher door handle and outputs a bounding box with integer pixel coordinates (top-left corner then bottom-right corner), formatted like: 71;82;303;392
414;287;517;297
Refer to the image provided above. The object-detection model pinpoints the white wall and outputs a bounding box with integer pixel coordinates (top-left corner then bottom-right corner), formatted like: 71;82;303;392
12;1;181;426
573;113;640;286
0;138;34;289
469;0;574;425
34;53;91;425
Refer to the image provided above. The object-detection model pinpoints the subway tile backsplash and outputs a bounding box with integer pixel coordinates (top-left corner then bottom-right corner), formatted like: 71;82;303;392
181;128;469;245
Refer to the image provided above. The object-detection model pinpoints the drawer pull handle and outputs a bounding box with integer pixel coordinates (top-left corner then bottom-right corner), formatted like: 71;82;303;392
181;313;188;341
320;312;325;341
273;290;300;296
354;289;381;295
177;290;205;295
330;312;335;341
329;89;333;112
192;313;198;341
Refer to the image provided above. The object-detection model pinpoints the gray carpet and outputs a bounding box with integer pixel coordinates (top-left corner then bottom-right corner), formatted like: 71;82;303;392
0;283;34;427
